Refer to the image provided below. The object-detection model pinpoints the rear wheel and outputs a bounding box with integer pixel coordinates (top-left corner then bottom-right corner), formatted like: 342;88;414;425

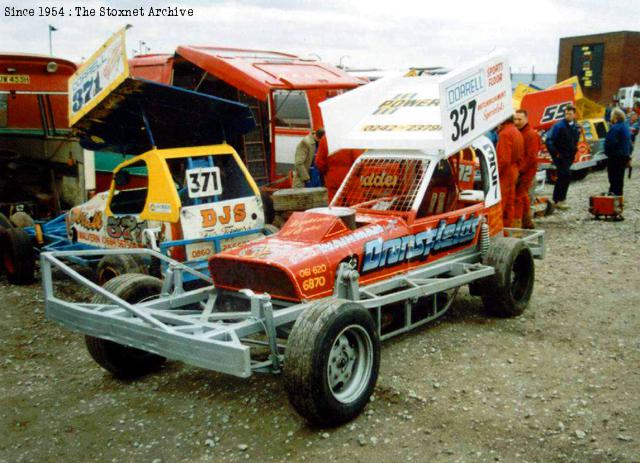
479;237;535;317
96;254;148;285
283;299;380;426
0;227;35;284
86;273;166;378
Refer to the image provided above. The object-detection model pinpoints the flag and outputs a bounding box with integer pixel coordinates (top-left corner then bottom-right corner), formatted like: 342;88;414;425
49;25;57;32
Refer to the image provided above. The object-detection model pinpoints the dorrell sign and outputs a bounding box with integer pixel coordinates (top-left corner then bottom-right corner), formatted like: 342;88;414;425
320;51;512;156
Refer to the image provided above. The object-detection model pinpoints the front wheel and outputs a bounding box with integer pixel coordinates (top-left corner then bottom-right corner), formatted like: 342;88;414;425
283;299;380;426
479;237;535;317
86;273;166;378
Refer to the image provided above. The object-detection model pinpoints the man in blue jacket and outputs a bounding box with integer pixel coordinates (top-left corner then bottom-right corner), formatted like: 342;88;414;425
606;108;633;196
545;105;581;209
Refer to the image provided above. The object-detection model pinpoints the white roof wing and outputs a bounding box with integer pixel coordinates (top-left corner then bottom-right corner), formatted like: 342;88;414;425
320;50;512;156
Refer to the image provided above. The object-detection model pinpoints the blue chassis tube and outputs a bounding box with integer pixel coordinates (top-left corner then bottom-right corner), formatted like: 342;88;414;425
23;213;268;279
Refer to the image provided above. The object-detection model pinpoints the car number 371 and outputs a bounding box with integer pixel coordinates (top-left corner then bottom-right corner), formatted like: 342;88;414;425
186;167;223;198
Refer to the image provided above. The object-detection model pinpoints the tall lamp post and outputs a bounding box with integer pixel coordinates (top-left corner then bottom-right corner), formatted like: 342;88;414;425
48;25;57;56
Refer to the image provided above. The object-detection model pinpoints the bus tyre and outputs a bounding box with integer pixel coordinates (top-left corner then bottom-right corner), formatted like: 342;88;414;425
86;273;166;379
1;227;35;285
283;299;380;426
97;254;148;286
480;237;535;317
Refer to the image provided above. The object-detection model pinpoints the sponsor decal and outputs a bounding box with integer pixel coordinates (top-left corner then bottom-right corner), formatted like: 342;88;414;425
362;124;441;132
361;214;481;273
360;172;398;188
69;209;103;231
446;71;485;109
486;63;504;87
149;202;171;214
279;215;335;239
239;244;271;259
200;204;246;228
373;93;439;115
106;215;146;244
317;225;384;254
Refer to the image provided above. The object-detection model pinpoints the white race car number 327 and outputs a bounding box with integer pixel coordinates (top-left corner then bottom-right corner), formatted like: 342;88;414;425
186;167;222;198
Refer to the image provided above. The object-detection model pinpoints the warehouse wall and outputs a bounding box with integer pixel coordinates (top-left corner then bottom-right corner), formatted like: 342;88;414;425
557;31;640;104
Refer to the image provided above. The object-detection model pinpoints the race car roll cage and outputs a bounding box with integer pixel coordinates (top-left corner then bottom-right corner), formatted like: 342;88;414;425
41;149;545;379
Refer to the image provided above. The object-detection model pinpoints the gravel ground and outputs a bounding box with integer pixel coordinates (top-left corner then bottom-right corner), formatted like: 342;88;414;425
1;155;639;463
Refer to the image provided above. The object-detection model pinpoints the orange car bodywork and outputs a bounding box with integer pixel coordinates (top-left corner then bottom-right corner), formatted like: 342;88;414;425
210;140;504;303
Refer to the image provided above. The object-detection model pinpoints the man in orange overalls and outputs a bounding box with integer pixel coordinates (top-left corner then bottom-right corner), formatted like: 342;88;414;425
514;109;540;229
496;116;524;227
315;136;362;200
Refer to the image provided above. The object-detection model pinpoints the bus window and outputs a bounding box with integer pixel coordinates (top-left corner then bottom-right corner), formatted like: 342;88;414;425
273;90;311;129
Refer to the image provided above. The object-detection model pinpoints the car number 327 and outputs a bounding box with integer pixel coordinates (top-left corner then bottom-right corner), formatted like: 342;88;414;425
186;167;223;198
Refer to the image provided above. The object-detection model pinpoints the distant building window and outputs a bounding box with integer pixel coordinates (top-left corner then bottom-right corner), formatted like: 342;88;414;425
571;43;604;89
273;90;311;129
0;94;7;127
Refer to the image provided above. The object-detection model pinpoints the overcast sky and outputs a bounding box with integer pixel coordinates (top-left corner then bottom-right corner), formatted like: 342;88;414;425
1;0;636;73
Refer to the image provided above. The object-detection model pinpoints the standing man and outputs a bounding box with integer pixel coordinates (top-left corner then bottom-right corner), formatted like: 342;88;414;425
496;116;524;227
605;108;633;196
545;105;580;210
514;109;540;229
315;136;362;200
292;128;325;188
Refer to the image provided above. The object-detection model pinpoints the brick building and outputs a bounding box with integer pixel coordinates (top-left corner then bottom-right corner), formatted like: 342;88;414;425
557;31;640;104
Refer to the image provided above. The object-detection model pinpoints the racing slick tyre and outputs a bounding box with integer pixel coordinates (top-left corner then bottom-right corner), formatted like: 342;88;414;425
96;254;148;286
283;299;380;426
0;227;35;285
480;237;535;318
85;273;166;379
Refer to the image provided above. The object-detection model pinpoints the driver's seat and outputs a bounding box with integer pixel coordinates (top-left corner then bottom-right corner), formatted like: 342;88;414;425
418;160;458;217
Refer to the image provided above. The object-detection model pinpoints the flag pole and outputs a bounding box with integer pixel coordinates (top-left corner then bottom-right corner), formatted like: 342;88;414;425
48;25;57;56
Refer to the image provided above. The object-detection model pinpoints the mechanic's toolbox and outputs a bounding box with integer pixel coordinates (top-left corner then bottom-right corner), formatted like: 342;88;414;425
589;194;624;219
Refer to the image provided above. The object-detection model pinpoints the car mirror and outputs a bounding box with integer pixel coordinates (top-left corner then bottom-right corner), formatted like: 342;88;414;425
114;170;131;187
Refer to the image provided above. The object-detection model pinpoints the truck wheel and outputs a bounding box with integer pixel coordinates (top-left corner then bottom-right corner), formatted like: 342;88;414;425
283;299;380;426
97;254;148;285
86;273;166;378
480;237;535;317
1;228;35;285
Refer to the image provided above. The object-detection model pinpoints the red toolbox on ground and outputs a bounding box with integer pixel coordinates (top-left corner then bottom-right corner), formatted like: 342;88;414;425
589;195;624;219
